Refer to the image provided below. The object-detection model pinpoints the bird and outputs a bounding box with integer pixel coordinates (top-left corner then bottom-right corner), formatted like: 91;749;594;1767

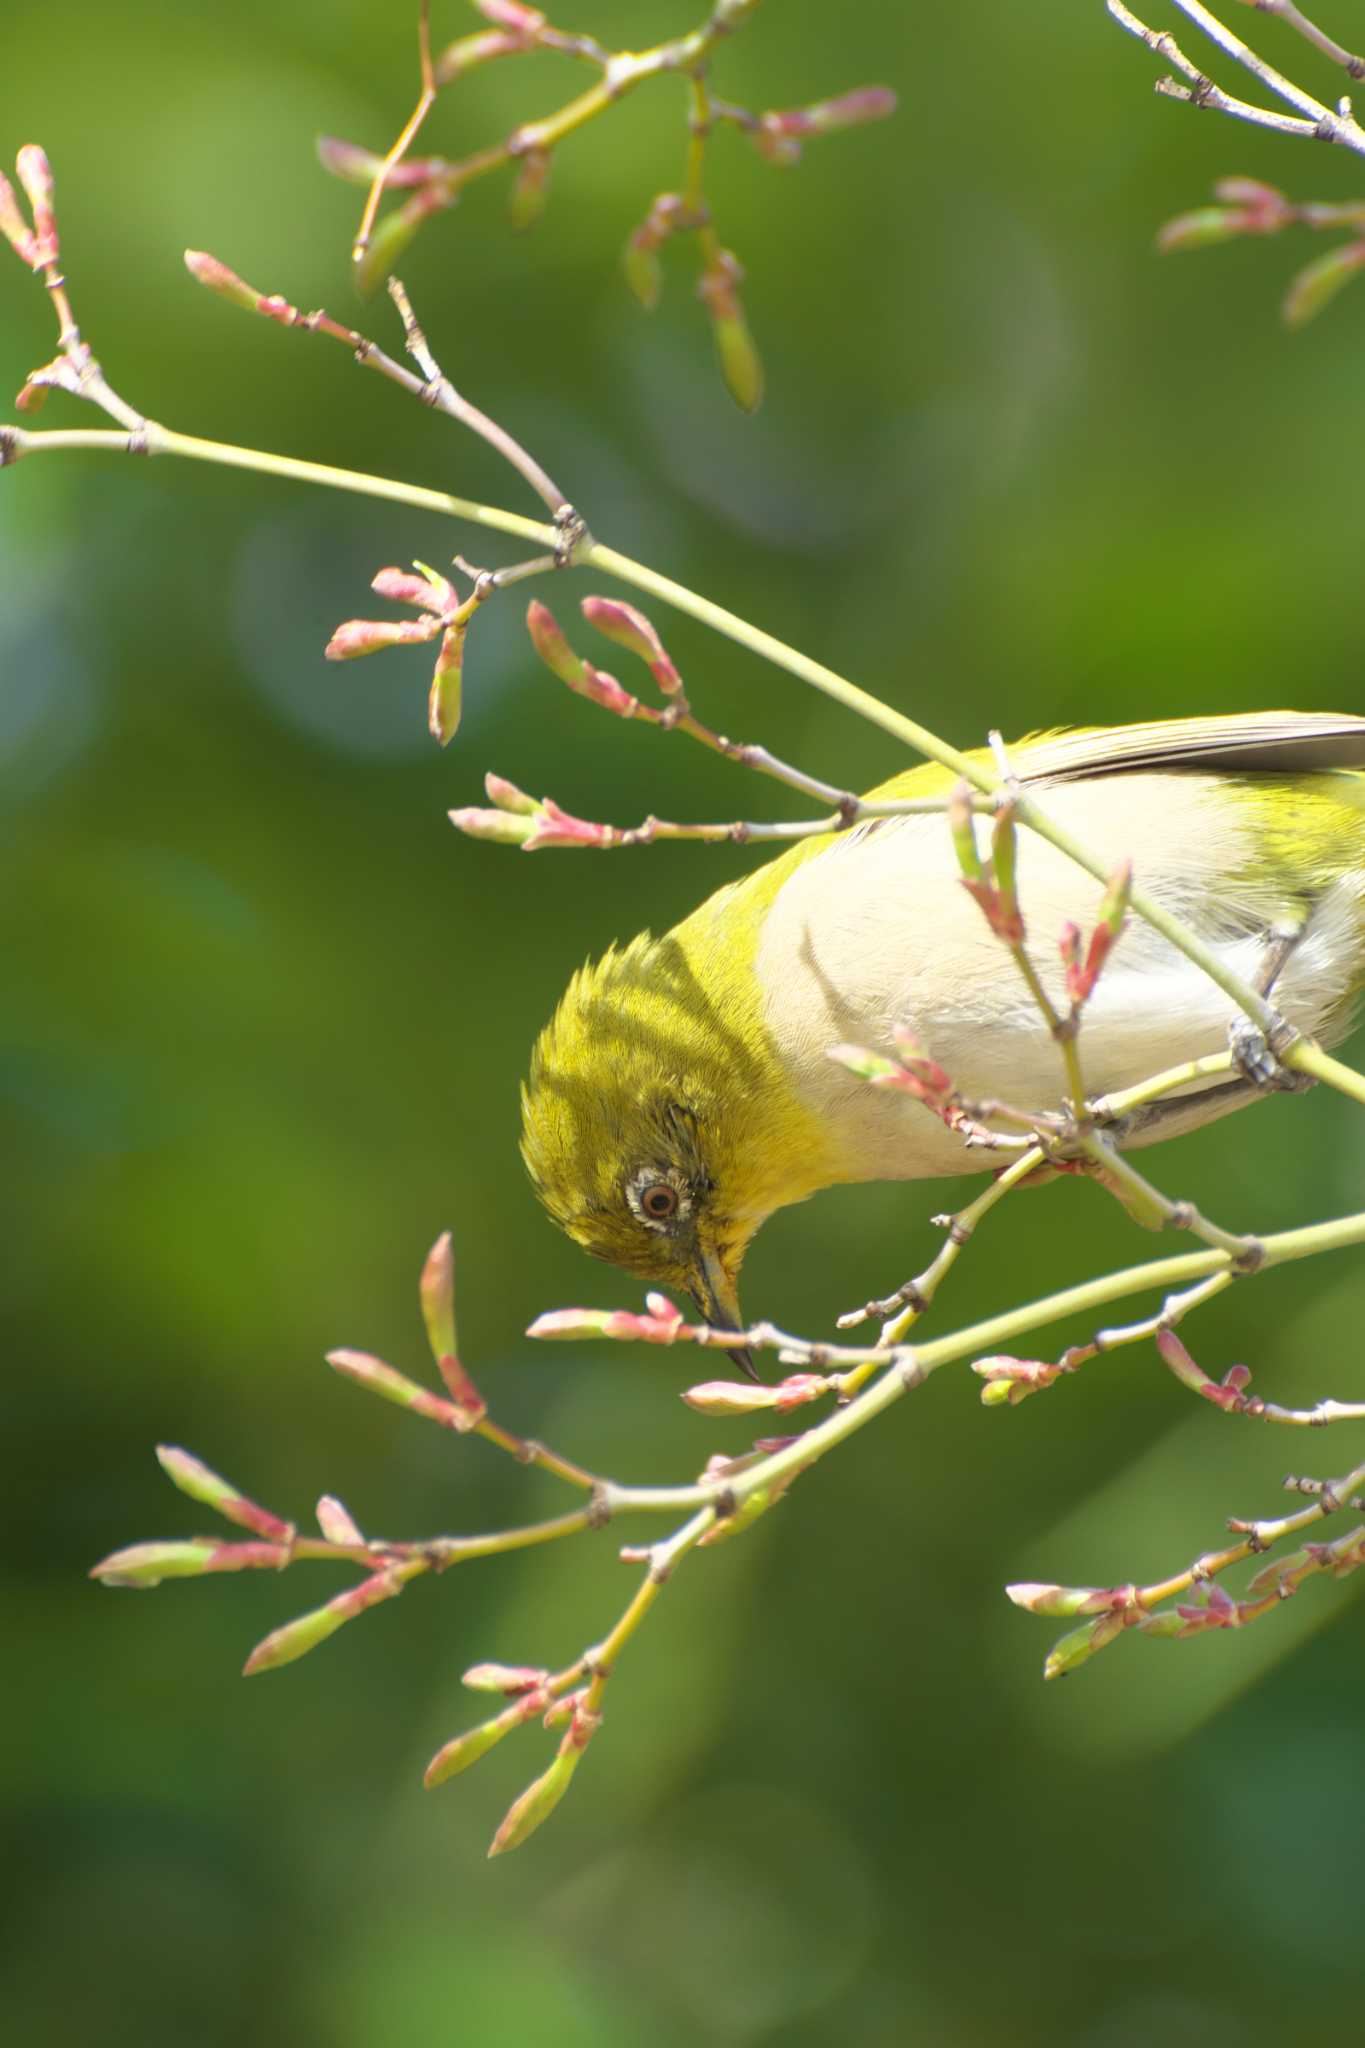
521;711;1365;1351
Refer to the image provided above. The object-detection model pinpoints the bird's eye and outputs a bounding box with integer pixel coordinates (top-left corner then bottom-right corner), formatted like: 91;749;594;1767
639;1182;679;1222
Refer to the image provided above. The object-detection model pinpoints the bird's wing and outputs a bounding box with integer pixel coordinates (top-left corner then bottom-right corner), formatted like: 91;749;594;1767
1015;711;1365;782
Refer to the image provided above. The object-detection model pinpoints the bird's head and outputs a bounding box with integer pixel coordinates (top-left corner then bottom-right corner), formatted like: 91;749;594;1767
521;930;799;1367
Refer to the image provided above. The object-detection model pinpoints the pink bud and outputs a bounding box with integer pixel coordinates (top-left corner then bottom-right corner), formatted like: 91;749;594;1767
462;1662;550;1695
0;170;39;266
448;806;536;847
580;597;683;696
474;0;545;30
324;617;441;660
371;566;455;612
681;1379;779;1415
15;145;56;263
315;1494;365;1546
521;798;616;852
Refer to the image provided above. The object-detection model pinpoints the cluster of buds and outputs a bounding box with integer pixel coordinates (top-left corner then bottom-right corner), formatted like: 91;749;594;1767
1158;175;1365;328
1058;860;1132;1011
325;562;468;745
526;595;683;717
426;1666;603;1858
316;0;895;403
950;789;1025;945
450;597;696;850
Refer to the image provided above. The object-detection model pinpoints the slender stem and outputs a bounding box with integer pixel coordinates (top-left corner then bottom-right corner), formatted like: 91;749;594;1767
355;0;437;261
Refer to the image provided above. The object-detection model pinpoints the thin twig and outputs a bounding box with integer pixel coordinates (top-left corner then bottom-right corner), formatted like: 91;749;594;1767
354;0;437;264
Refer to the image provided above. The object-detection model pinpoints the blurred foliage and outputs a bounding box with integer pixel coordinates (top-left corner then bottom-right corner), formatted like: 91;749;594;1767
4;3;1365;2044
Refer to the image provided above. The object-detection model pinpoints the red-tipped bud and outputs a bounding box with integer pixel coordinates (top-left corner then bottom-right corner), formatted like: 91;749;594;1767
623;226;664;309
426;1698;544;1789
475;0;545;29
525;600;583;685
371;565;456;612
484;772;540;814
154;1444;294;1542
315;1494;365;1546
947;783;982;879
448;806;536;846
91;1539;274;1588
754;86;897;162
581;596;683;696
463;1662;550;1695
521;798;617;852
528;1300;689;1344
487;1701;598;1857
1284;241;1365;329
0;170;39;267
316;136;391;185
1042;1610;1126;1679
184;249;274;314
682;1379;779;1415
623;192;682;308
420;1232;458;1367
428;621;465;745
507;149;551;232
973;1354;1063;1406
698;248;763;412
325;617;442;661
243;1566;410;1674
15;145;56;263
1213;175;1287;210
354;202;425;299
324;1347;477;1431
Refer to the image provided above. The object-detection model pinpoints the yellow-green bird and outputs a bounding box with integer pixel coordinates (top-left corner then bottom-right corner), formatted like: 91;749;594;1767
521;711;1365;1347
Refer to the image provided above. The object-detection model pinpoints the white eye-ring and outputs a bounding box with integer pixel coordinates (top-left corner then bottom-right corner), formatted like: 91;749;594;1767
626;1164;693;1232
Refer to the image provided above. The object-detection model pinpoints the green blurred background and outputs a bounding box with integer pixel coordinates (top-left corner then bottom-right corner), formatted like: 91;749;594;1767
5;3;1365;2041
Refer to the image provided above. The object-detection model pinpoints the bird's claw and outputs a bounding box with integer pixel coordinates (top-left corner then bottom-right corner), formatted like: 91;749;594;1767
1228;1017;1314;1095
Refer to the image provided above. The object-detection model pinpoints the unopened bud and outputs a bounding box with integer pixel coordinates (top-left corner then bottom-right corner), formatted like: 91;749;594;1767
243;1567;409;1674
463;1662;549;1695
507;149;551;231
699;248;764;413
580;596;683;695
316;136;391;185
184;249;272;314
428;621;465;745
325;617;441;661
1284;242;1365;329
448;806;536;846
154;1444;293;1542
354;203;424;299
420;1231;458;1366
1042;1610;1125;1680
682;1379;778;1415
15;145;56;262
316;1494;365;1546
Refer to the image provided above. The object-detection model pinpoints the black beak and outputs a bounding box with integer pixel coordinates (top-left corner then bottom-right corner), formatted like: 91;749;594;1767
689;1251;763;1384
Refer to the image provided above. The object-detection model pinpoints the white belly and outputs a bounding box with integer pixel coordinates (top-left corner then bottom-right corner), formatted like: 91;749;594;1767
753;773;1360;1181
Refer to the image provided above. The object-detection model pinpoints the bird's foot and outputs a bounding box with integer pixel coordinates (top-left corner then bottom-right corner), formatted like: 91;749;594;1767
1228;1015;1315;1095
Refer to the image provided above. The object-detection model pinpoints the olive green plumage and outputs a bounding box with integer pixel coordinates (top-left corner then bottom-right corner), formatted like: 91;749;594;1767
522;711;1365;1333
